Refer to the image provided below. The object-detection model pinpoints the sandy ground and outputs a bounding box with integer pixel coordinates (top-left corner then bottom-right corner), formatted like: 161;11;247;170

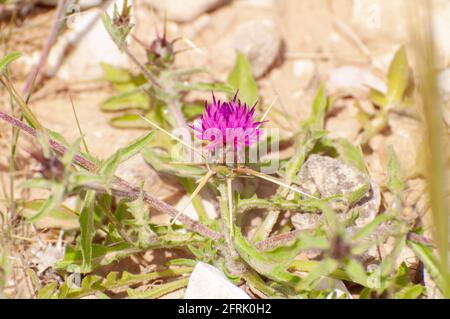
0;0;449;298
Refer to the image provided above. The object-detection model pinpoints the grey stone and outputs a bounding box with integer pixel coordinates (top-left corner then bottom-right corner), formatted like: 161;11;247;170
232;19;282;78
292;155;380;230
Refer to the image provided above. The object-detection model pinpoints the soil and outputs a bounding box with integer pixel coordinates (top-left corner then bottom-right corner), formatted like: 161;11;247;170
0;0;449;299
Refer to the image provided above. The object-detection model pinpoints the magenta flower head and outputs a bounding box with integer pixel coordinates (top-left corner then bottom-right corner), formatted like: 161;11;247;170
190;92;265;151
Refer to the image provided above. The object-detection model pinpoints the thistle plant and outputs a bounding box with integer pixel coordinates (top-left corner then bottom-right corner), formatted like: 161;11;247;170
0;0;446;299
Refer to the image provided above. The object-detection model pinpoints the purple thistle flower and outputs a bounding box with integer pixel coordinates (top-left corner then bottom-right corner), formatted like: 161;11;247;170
190;92;265;151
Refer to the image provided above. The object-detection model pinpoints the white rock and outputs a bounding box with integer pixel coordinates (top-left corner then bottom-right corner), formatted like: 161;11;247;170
232;19;282;78
185;262;251;299
327;66;387;98
143;0;229;23
293;59;316;89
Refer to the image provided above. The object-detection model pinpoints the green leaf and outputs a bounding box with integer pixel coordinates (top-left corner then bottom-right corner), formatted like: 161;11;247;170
387;146;404;193
387;46;409;104
26;183;65;223
408;240;446;292
227;51;259;105
295;258;339;291
99;132;153;183
37;282;58;299
101;63;131;83
58;243;141;271
127;277;189;299
46;128;70;146
101;13;133;51
159;231;204;246
351;213;392;242
394;262;411;287
68;172;108;189
110;113;149;129
334;138;368;174
142;147;207;179
78;191;96;273
380;235;406;279
346;183;370;206
166;258;197;267
187;240;218;264
101;91;148;112
233;226;301;286
394;284;424;299
99;151;122;182
19;199;79;230
62;138;81;168
110;132;154;165
126;190;155;246
182;103;205;120
278;85;330;186
289;259;351;282
282;129;327;186
302;84;330;130
369;88;388;107
55;267;192;298
19;178;54;190
344;258;370;287
359;287;372;299
0;51;22;73
174;82;234;95
262;230;329;262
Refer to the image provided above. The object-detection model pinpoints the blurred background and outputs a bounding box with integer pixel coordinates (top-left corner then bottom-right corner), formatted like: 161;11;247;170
0;0;449;299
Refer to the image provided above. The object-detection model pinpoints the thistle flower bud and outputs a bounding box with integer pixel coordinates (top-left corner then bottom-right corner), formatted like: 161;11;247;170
102;0;134;50
147;36;175;66
112;0;131;28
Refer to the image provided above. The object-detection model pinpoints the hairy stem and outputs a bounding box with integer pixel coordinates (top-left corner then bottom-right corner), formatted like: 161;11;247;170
0;110;221;240
22;0;69;96
124;46;160;88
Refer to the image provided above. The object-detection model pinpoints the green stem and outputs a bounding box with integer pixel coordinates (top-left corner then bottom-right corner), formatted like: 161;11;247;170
409;3;450;298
